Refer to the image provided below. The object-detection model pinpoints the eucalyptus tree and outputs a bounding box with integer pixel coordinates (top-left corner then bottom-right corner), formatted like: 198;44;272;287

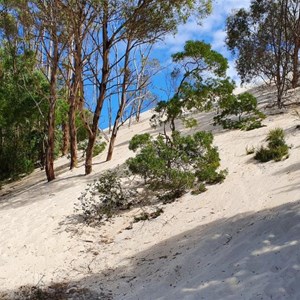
20;0;70;181
83;0;212;175
105;44;159;161
151;40;228;132
59;0;99;169
0;1;50;179
286;0;300;88
129;50;160;124
0;45;49;180
1;0;213;180
226;0;300;108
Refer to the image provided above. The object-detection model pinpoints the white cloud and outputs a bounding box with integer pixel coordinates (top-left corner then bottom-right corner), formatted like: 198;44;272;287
211;29;227;53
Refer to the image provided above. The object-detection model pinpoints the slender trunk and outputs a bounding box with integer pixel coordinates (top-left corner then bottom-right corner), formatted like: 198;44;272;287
45;45;58;181
85;3;110;175
85;134;96;175
106;39;131;161
106;107;124;161
276;71;285;109
106;127;117;161
68;36;80;169
136;98;143;122
170;118;176;132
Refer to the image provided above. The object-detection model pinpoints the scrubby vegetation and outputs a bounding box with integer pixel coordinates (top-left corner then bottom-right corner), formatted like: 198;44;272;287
76;130;227;224
254;128;289;162
214;92;265;130
75;168;135;224
0;48;49;181
0;282;112;300
127;131;226;193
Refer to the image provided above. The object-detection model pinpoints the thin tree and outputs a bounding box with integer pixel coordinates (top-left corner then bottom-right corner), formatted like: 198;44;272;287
226;0;300;107
106;44;159;161
28;0;68;181
84;0;212;174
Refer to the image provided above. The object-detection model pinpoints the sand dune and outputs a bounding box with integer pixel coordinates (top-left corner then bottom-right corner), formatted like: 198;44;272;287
0;87;300;299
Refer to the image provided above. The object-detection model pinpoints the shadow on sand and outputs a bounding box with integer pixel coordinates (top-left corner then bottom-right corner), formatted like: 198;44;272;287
1;200;300;299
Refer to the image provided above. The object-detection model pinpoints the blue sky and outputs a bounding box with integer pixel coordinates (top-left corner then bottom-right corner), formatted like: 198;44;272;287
99;0;252;129
155;0;251;83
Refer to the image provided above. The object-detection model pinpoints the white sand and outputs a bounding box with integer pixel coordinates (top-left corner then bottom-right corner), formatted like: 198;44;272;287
0;87;300;299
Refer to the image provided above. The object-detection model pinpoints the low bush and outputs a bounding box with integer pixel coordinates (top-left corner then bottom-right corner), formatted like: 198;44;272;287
127;130;226;199
214;92;265;130
75;168;134;224
77;131;227;225
254;128;289;162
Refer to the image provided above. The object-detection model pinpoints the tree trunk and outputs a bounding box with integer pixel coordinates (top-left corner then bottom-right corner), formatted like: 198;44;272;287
85;3;110;175
106;39;131;161
45;70;57;181
68;34;82;170
45;21;59;181
106;109;123;161
136;99;143;122
85;133;96;175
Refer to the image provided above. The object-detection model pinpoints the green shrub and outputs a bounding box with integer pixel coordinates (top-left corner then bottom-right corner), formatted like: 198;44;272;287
127;130;226;198
93;141;106;157
214;92;265;130
75;169;133;224
267;128;286;148
254;128;289;162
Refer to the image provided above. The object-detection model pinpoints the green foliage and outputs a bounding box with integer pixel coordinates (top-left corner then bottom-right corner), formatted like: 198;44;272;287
182;117;198;128
214;92;265;130
254;128;289;162
226;0;299;106
127;130;226;198
128;133;151;151
75;169;133;224
93;141;106;157
0;46;49;180
172;40;228;77
122;1;212;41
151;41;231;131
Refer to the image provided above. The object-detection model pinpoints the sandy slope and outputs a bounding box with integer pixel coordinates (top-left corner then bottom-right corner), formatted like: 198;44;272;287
0;87;300;299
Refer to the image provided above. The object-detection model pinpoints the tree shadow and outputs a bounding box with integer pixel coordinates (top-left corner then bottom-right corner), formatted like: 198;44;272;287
2;200;300;299
273;162;300;176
